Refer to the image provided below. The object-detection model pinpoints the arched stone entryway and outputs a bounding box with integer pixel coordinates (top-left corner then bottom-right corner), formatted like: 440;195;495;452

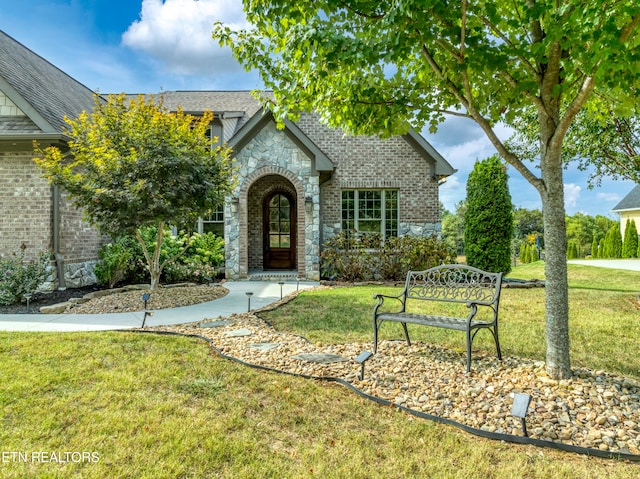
238;167;306;277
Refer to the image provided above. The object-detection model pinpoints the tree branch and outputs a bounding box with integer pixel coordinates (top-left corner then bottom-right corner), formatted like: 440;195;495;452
460;0;467;60
337;0;386;19
479;15;540;81
551;76;596;151
621;11;640;42
418;40;543;193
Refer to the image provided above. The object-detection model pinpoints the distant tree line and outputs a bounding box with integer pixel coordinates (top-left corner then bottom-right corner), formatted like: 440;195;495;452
441;202;634;263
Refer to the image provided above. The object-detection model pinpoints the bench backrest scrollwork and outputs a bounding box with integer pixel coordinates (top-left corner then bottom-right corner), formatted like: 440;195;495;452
404;264;503;306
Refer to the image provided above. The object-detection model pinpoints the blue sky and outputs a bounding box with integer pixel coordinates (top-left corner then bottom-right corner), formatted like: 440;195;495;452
1;0;634;218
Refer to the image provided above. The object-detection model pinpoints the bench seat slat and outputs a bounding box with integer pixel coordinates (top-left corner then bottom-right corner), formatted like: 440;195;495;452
375;312;491;331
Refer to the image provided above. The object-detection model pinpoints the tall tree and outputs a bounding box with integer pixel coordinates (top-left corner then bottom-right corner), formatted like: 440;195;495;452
622;219;639;258
603;224;623;259
214;1;640;379
464;156;513;273
591;236;599;258
35;94;234;289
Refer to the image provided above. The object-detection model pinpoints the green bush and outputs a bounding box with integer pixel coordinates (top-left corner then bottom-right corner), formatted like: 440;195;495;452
94;238;135;288
321;231;455;281
95;227;225;286
0;249;50;306
189;233;225;266
162;261;220;284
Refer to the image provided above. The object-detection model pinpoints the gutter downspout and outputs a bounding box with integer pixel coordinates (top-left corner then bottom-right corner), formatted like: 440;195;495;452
52;185;66;289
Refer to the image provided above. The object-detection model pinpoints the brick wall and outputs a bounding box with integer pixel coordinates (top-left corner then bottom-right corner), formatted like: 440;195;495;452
0;151;52;259
295;113;440;236
0;150;105;287
58;189;106;264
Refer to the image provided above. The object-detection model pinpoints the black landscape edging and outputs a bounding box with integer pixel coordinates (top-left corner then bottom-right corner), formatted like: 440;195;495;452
129;329;640;463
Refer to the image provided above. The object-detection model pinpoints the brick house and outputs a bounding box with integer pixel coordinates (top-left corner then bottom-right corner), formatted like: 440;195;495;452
1;30;455;286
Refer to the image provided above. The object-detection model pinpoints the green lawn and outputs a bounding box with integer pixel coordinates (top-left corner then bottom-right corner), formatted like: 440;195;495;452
1;263;639;478
262;262;640;379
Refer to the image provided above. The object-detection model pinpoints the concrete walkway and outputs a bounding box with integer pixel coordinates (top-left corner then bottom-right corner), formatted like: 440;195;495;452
567;259;640;272
0;280;319;332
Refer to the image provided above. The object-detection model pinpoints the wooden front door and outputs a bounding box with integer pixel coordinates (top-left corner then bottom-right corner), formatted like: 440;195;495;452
263;192;296;269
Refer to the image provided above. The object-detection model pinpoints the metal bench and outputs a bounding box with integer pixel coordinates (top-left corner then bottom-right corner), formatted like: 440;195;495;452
373;264;503;372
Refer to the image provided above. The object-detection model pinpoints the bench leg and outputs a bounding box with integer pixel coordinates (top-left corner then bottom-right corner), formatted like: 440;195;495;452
373;318;379;353
401;322;411;347
466;329;472;373
492;326;502;361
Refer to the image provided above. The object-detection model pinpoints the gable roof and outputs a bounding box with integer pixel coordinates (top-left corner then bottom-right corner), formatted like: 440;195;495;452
0;29;96;136
612;185;640;212
127;91;266;137
229;107;334;173
405;130;456;177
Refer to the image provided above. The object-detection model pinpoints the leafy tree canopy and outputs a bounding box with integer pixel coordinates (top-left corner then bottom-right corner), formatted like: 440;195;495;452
35;94;233;235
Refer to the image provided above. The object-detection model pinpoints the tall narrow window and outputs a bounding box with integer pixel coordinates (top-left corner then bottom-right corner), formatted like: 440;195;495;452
341;190;399;238
269;194;291;248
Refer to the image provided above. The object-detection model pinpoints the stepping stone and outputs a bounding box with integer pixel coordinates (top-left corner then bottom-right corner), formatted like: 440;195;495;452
200;320;234;328
291;353;349;364
225;328;253;337
248;342;280;351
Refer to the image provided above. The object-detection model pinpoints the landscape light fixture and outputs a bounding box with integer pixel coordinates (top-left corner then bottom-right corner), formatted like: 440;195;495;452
278;281;284;299
142;311;154;328
23;293;33;313
141;293;151;310
246;291;253;312
355;351;374;380
511;393;533;437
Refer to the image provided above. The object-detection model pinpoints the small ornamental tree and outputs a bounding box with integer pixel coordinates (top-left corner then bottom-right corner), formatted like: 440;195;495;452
599;238;607;259
464;156;513;274
519;243;527;264
622;219;638;258
35;94;234;289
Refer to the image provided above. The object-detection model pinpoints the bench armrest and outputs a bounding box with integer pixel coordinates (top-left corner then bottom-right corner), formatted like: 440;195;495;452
373;292;405;315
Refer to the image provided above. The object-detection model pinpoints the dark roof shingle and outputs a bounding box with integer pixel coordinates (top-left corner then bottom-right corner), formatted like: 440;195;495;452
0;29;97;133
612;185;640;212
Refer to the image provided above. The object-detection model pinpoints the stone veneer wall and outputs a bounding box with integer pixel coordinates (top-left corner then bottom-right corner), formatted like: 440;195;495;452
225;122;321;280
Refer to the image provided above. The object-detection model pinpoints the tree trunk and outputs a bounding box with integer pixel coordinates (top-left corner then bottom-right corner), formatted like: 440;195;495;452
539;123;572;379
135;222;165;291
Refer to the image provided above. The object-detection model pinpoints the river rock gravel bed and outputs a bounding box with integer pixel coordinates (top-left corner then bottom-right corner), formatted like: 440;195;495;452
154;312;640;457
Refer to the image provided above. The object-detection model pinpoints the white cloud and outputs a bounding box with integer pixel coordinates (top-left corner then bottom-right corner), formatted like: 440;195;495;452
122;0;249;76
597;191;623;203
564;183;582;209
438;175;465;211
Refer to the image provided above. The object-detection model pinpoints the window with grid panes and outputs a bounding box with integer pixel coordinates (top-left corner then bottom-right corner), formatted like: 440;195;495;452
198;204;224;236
341;190;398;238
